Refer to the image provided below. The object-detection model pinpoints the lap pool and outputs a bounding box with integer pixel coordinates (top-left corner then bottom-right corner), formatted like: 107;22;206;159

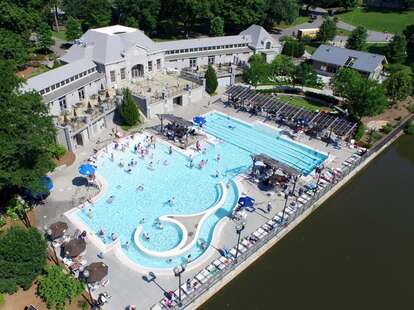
76;112;326;269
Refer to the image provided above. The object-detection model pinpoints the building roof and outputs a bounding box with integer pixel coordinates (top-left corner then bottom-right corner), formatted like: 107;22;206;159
311;44;386;73
22;59;97;92
154;35;251;52
61;25;156;65
239;24;280;51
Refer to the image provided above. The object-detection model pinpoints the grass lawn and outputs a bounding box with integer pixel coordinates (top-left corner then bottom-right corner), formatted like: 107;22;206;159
276;16;309;29
52;30;67;41
336;28;352;36
278;95;333;112
336;7;414;34
25;65;50;79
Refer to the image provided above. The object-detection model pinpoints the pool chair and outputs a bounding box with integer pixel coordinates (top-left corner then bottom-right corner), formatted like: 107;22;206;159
297;197;307;204
201;268;213;280
219;256;233;266
242;238;253;249
266;219;277;227
213;258;227;270
195;271;208;284
206;264;219;276
174;288;186;301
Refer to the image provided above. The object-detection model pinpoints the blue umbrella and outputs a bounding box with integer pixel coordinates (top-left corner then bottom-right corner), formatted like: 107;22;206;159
238;196;255;207
193;116;206;126
79;163;96;176
25;176;53;200
41;176;54;192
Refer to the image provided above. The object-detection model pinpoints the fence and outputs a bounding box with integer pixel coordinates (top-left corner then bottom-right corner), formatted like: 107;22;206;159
166;114;414;310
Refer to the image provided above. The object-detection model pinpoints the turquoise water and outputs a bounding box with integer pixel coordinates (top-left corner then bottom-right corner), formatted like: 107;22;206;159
76;112;326;269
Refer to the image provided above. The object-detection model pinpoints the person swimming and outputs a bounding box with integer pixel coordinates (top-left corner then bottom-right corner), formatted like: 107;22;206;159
143;232;150;241
163;160;169;166
136;184;144;191
139;218;146;224
106;195;114;204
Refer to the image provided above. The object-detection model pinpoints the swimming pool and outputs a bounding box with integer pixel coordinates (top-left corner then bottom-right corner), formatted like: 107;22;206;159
76;112;326;269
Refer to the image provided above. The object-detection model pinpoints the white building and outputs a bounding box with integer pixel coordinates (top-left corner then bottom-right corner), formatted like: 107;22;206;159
22;24;281;150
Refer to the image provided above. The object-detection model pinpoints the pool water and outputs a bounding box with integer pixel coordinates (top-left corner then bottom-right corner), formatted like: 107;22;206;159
77;112;326;269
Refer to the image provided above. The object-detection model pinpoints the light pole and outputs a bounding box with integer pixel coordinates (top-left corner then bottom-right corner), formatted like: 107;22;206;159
234;223;245;263
281;192;289;223
314;166;323;193
173;263;186;307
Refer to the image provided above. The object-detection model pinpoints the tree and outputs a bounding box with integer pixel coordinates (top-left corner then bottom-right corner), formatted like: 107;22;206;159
205;65;218;94
388;34;407;64
346;26;367;51
0;29;28;68
114;0;161;32
210;16;224;36
294;63;321;87
37;265;84;310
339;0;357;10
0;61;57;196
316;17;337;42
0;226;47;294
403;24;414;48
264;0;299;27
65;17;82;41
384;70;413;103
118;88;140;126
270;54;295;79
282;38;305;57
38;22;54;51
332;68;388;118
79;0;112;30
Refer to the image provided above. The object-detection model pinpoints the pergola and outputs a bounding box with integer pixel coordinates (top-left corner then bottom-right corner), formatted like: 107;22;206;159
157;114;193;146
251;154;302;178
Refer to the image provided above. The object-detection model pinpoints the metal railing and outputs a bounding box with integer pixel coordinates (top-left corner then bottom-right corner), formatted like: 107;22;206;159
158;114;414;310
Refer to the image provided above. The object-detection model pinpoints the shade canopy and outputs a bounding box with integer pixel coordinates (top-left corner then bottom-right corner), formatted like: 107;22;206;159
238;196;255;207
63;239;86;257
79;163;96;176
48;221;68;240
26;176;54;199
85;262;108;283
193;116;206;126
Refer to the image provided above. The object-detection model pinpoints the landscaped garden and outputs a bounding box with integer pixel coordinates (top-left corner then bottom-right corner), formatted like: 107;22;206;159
277;95;333;112
337;7;414;34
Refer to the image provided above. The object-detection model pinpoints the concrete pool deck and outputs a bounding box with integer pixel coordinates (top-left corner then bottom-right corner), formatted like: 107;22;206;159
36;88;358;310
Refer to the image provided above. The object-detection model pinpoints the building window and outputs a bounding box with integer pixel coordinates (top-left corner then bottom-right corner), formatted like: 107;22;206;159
189;58;197;68
59;96;67;112
110;70;116;82
120;67;126;80
45;87;50;93
208;56;215;65
156;59;161;70
78;87;85;101
148;61;153;72
266;41;271;49
40;89;45;95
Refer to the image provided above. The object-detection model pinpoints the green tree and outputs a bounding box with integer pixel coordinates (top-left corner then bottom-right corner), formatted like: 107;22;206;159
294;63;321;87
0;226;47;294
37;265;84;310
270;54;295;79
210;16;224;36
65;17;82;41
0;29;28;68
38;22;54;51
264;0;299;27
282;38;305;57
243;54;270;87
332;68;388;118
118;88;140;126
339;0;357;10
403;24;414;48
384;70;413;103
205;65;219;94
346;26;367;51
114;0;161;32
0;61;57;196
316;17;337;42
388;34;407;64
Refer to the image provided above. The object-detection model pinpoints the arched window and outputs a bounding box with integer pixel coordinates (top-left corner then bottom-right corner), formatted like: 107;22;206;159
265;41;271;49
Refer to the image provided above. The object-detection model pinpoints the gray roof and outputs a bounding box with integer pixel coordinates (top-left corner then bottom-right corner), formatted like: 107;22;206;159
311;44;386;73
165;47;251;60
43;72;104;102
23;59;97;92
239;25;280;51
61;25;156;65
154;35;251;52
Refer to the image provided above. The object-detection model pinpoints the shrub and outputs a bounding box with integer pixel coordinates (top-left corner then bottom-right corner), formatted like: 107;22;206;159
205;65;218;95
404;121;414;135
0;293;4;306
118;88;140;126
78;299;89;310
38;265;84;310
0;227;47;294
354;121;365;141
0;216;5;228
304;91;340;105
381;123;393;134
282;38;305;58
48;144;66;159
409;104;414;114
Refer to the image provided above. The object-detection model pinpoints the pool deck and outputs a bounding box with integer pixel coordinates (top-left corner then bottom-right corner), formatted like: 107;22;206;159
36;87;357;310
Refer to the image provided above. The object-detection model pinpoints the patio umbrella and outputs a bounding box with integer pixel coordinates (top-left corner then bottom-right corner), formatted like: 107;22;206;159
193;116;206;126
25;176;53;200
238;196;255;207
84;262;109;283
63;239;86;257
254;161;266;167
48;221;68;240
79;163;95;176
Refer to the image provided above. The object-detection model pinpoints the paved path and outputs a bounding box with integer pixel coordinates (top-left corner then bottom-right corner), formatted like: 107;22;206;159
50;37;68;57
273;16;392;44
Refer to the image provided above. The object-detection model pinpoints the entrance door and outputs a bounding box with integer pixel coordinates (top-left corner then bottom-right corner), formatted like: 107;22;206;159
75;133;83;146
131;64;144;78
173;96;183;105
